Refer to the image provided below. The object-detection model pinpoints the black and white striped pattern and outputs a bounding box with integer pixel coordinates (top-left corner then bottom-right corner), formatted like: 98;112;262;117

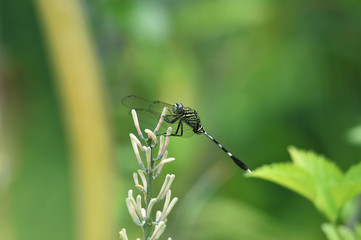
203;131;251;172
182;107;204;133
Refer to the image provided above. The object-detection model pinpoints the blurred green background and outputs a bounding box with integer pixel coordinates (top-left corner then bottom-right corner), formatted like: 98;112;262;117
1;0;361;239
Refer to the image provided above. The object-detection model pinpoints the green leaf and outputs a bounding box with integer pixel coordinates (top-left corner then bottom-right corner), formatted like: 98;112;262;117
322;223;358;240
248;146;361;222
288;146;344;221
288;146;343;182
333;162;361;209
338;226;357;240
246;163;316;201
322;223;341;240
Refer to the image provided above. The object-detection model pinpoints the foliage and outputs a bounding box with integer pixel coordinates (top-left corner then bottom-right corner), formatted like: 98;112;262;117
322;223;361;240
247;146;361;222
247;146;361;238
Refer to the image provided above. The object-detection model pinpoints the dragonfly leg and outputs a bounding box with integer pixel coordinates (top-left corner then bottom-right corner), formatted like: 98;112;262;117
155;119;183;137
166;115;182;124
171;118;184;137
155;114;183;136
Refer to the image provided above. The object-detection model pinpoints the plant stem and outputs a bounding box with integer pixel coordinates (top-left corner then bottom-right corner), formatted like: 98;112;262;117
144;144;155;240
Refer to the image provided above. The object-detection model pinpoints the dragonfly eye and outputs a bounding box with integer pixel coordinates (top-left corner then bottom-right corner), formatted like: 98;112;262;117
172;103;183;114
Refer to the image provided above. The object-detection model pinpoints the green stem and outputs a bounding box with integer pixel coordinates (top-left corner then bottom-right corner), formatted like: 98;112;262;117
144;143;155;240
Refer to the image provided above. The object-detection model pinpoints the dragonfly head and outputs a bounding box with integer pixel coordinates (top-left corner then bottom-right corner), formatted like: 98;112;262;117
172;103;184;115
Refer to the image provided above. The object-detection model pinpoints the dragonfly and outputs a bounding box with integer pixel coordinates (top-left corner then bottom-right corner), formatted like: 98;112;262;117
122;95;251;173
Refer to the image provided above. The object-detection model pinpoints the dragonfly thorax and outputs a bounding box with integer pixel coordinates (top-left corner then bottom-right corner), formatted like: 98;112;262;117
172;103;184;115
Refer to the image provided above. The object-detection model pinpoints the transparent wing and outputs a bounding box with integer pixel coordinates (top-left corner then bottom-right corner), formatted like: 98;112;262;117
122;95;174;116
121;95;194;137
121;95;159;112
